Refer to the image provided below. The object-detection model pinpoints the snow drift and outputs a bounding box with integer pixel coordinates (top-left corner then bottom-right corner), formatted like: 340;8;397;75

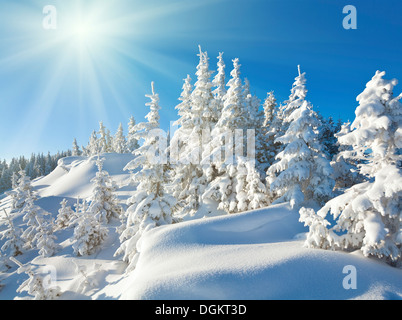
118;203;402;300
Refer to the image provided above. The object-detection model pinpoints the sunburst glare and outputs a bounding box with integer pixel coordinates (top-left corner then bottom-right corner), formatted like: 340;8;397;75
0;0;227;159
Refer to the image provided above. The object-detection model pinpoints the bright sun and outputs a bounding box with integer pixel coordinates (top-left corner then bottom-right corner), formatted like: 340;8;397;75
69;19;99;47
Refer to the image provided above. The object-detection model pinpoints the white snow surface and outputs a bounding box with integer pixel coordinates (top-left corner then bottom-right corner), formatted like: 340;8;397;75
0;153;401;300
119;204;402;300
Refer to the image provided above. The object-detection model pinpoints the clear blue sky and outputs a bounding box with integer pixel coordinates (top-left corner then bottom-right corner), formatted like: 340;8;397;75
0;0;401;161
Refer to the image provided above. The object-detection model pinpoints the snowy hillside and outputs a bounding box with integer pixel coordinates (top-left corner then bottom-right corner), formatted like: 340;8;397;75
0;153;401;300
117;204;402;300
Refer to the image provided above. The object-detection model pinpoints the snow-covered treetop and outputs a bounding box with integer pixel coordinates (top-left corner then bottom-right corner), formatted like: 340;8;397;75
263;91;277;128
144;82;160;128
174;74;193;128
127;116;140;153
113;123;127;154
191;46;214;127
72;138;81;156
124;82;166;172
243;78;261;126
129;82;162;146
212;52;227;101
338;70;402;177
280;65;308;120
217;58;248;130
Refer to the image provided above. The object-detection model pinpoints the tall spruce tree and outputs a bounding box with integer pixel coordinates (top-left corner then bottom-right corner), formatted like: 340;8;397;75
169;47;215;218
267;66;334;208
115;82;176;271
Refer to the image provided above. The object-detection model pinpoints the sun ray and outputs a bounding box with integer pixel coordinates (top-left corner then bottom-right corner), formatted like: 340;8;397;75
0;0;233;159
7;46;74;156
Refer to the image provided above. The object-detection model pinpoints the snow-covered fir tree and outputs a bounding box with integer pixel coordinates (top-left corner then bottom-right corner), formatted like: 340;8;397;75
0;210;24;256
20;196;48;250
257;91;279;173
330;121;364;190
72;138;81;156
203;162;238;214
55;199;75;230
11;171;18;190
250;88;276;175
263;91;277;128
44;153;53;175
127;116;140;153
113;123;128;154
6;170;35;213
195;46;218;129
169;47;215;218
207;57;249;168
202;58;268;214
243;78;261;125
216;58;248;132
115;82;176;271
86;130;100;156
300;70;402;266
243;77;264;171
280;65;308;124
245;160;270;210
98;121;113;153
12;257;61;300
88;157;122;224
72;203;109;257
203;156;268;214
267;66;334;208
68;197;88;229
174;74;193;129
211;52;227;121
12;178;59;257
268;65;309;159
33;215;59;258
319;116;342;160
97;121;108;153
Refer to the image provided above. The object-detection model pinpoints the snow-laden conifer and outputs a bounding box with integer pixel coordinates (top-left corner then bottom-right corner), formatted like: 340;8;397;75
300;70;402;266
0;209;24;256
72;204;108;256
55;199;75;230
127;116;140;153
6;170;35;212
72;138;81;156
34;215;59;257
88;157;122;224
267;66;334;208
12;257;61;300
169;47;215;218
115;82;176;271
113;123;128;154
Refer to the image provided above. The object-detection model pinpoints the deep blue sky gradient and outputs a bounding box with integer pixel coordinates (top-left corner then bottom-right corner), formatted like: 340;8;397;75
0;0;401;160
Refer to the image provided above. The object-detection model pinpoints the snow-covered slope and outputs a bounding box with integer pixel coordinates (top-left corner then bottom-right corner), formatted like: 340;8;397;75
0;153;401;300
35;154;134;199
117;204;402;300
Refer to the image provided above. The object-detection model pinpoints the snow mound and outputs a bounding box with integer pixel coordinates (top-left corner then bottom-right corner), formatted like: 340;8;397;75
119;203;402;300
34;154;134;199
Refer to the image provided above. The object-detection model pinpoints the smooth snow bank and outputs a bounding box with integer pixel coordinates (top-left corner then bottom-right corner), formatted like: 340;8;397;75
34;154;134;199
120;203;402;300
